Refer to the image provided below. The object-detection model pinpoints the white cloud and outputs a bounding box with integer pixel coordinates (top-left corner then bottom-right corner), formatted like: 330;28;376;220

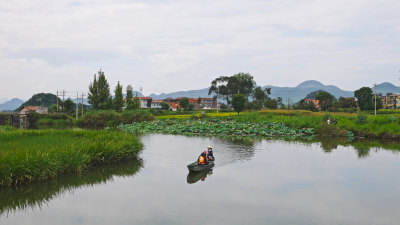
0;0;400;98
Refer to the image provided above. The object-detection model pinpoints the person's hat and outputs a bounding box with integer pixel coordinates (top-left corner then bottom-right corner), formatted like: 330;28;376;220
207;146;212;149
203;151;207;154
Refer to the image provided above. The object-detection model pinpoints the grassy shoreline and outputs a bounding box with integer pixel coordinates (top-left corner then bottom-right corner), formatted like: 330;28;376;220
0;128;143;186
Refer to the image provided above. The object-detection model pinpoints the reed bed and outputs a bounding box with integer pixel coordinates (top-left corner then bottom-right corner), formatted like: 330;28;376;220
0;129;143;186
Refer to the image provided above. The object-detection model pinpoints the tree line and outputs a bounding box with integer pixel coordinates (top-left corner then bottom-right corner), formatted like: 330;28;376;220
88;70;141;112
294;87;382;111
208;72;282;114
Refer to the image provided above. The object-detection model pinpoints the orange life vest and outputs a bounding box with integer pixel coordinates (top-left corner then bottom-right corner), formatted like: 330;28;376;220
198;155;205;164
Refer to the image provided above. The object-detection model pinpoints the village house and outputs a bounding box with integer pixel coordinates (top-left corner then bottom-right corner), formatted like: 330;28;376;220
303;99;320;109
150;100;164;109
20;106;48;115
138;97;152;109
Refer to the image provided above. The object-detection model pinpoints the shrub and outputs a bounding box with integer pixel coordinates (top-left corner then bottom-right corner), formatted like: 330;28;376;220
121;110;155;124
322;113;332;122
355;112;368;124
316;122;345;136
79;110;121;128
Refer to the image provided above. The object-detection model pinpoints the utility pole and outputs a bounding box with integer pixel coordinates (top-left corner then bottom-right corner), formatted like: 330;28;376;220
287;90;290;109
62;90;66;101
76;92;79;120
56;90;59;111
81;93;86;117
374;83;377;115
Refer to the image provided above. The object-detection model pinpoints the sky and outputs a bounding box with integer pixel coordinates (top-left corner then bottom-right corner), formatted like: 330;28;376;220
0;0;400;100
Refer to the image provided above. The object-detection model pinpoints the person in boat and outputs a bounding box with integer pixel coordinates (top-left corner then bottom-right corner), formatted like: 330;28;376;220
207;146;214;160
198;151;209;165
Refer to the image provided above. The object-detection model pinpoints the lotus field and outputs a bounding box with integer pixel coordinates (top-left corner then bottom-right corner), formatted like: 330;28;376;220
118;118;315;137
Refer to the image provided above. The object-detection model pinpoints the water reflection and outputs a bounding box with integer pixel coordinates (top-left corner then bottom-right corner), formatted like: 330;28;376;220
316;137;400;158
0;158;143;215
187;169;213;184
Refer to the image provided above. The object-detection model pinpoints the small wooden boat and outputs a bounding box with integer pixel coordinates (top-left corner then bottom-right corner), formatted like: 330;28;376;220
187;161;214;172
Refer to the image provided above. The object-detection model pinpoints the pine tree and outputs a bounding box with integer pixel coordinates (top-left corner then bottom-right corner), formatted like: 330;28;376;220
88;70;112;110
113;81;124;112
126;85;134;110
133;94;141;109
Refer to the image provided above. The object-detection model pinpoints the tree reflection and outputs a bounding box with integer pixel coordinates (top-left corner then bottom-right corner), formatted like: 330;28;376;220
0;158;143;215
313;137;400;159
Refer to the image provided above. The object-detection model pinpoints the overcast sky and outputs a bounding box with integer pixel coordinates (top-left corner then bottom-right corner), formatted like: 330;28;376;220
1;0;399;99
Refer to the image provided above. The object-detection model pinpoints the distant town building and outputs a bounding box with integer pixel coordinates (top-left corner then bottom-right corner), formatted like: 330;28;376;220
303;99;320;109
20;106;48;115
125;96;219;111
138;97;152;109
381;93;400;109
151;100;163;109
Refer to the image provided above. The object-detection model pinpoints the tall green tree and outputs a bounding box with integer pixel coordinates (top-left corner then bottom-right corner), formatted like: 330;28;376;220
338;97;355;108
209;73;256;109
180;97;189;109
253;86;271;108
126;85;134;110
315;91;336;111
161;102;170;110
354;87;374;110
133;94;141;109
209;76;231;109
113;81;124;112
62;98;75;112
227;73;255;97
232;94;245;115
88;70;112;109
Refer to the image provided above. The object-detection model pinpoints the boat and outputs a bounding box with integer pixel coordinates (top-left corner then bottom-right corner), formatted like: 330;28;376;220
187;161;214;172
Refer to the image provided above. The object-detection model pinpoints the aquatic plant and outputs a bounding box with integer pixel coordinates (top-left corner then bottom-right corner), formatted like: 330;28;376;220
118;118;315;138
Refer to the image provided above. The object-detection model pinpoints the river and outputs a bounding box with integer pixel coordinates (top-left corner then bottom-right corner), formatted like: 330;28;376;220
1;134;400;225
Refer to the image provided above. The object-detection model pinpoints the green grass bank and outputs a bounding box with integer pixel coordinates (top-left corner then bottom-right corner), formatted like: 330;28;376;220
0;128;143;186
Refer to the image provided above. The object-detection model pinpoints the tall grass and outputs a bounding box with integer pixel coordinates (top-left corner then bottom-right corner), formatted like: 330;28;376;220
0;129;143;186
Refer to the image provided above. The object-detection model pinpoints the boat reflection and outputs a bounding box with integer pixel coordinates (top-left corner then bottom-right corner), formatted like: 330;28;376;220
186;169;213;184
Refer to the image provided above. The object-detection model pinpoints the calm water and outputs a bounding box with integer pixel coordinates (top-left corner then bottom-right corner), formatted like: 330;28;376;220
1;134;400;225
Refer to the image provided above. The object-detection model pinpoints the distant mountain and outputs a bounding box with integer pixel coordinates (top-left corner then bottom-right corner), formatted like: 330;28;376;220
0;98;9;104
375;82;400;95
264;80;353;105
17;93;58;111
0;98;24;111
149;88;212;100
148;80;354;104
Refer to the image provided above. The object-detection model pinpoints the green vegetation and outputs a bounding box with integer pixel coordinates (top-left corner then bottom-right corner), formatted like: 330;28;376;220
232;94;245;114
150;109;400;139
17;93;60;111
88;70;112;110
113;81;124;112
118;118;314;137
0;128;143;186
77;109;155;128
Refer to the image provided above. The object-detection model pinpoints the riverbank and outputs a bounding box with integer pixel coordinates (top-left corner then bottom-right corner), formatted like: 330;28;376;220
0;128;143;186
